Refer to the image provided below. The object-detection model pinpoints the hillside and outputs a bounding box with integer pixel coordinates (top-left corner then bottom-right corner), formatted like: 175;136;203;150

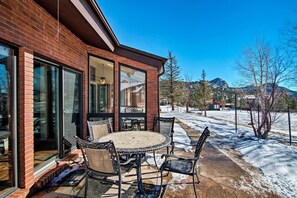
208;78;297;98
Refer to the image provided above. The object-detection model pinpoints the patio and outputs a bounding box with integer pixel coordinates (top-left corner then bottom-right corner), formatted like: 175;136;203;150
31;120;278;198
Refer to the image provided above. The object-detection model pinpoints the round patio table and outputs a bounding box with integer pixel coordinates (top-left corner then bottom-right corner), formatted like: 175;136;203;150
99;131;170;194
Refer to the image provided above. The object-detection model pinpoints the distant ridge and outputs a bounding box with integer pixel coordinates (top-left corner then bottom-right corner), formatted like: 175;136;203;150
208;78;297;98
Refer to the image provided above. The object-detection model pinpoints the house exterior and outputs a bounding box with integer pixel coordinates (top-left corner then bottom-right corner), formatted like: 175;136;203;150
0;0;166;197
208;100;221;110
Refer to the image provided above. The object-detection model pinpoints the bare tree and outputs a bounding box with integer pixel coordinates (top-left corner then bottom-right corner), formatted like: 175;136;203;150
237;39;295;138
281;20;297;87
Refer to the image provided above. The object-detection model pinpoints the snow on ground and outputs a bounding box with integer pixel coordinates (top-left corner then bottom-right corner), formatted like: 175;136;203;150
161;106;297;136
160;106;297;198
207;110;297;136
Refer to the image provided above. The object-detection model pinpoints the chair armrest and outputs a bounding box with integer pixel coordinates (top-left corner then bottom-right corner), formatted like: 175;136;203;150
86;136;93;142
120;157;136;166
161;154;196;161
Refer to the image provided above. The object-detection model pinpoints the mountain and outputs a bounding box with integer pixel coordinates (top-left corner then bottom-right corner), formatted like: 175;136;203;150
233;84;297;98
207;78;297;98
209;78;229;89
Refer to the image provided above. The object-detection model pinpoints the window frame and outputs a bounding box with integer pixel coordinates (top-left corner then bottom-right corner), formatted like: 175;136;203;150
0;41;18;196
87;54;115;128
119;63;147;130
33;57;83;172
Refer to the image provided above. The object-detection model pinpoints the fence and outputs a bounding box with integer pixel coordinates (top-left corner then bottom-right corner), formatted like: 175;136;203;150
234;105;296;145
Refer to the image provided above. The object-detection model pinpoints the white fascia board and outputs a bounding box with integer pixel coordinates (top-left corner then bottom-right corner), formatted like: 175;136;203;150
71;0;115;51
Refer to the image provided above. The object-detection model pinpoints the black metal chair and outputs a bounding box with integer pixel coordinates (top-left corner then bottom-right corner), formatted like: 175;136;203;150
152;116;175;152
75;136;133;198
151;116;175;167
87;119;113;141
159;127;210;198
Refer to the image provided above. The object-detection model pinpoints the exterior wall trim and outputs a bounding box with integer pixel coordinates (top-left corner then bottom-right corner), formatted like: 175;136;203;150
71;0;115;51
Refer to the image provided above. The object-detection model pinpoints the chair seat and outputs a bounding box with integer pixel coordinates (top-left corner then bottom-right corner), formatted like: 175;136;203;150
161;159;193;174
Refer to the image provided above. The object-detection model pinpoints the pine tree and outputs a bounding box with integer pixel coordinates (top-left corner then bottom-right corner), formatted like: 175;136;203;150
160;51;182;111
193;70;212;116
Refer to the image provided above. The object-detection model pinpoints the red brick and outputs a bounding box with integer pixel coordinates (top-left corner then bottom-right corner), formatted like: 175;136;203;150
1;0;160;195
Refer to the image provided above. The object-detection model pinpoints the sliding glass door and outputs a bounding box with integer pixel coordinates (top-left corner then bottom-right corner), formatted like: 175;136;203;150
63;69;82;155
34;59;82;169
0;43;17;196
33;61;60;168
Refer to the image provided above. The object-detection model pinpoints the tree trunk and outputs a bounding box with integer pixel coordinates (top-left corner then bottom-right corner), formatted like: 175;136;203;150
249;107;257;137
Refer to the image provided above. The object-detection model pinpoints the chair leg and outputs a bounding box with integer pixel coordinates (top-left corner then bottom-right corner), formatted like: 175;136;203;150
170;144;174;154
192;174;198;198
195;171;200;184
118;174;122;198
159;169;164;197
153;151;159;168
84;173;88;198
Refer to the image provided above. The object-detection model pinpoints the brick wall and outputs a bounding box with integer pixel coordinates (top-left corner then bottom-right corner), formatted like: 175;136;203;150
0;0;160;196
18;48;34;189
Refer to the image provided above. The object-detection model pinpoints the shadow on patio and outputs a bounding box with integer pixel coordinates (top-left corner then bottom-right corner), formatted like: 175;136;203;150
31;120;278;198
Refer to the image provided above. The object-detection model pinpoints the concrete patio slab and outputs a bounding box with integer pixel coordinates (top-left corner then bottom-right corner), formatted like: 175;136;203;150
32;120;278;198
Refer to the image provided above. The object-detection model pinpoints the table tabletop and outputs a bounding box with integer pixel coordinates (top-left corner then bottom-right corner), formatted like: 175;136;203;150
99;131;170;154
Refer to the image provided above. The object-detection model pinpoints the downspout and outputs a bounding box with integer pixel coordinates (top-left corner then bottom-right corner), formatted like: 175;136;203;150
157;62;166;116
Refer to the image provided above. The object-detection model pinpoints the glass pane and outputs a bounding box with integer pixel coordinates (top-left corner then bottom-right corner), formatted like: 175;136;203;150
120;117;145;131
89;84;96;113
34;61;59;168
89;56;114;113
63;70;81;155
120;66;146;113
0;44;16;194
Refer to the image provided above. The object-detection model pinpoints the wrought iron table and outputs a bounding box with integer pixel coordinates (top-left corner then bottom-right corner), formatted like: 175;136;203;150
99;131;170;194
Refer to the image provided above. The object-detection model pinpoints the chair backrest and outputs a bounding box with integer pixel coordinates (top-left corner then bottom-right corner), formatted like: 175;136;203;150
152;116;175;137
194;127;210;159
87;119;113;141
75;136;119;174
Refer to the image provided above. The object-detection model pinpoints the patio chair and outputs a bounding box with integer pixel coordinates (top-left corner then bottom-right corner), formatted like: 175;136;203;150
150;116;175;168
75;136;134;198
159;127;210;198
152;116;175;152
87;119;113;141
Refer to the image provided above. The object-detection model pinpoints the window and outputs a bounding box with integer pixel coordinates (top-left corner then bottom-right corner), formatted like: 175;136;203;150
0;42;17;195
120;65;146;131
89;56;114;113
120;65;146;113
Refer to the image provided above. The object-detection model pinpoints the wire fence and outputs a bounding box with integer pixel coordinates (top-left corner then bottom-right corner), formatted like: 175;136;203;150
234;105;296;145
161;105;296;145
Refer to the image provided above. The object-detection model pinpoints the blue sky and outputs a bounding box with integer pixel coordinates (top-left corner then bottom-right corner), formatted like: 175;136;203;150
97;0;297;90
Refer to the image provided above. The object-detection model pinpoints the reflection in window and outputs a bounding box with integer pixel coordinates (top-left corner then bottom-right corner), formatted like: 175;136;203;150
89;56;114;113
120;66;146;113
120;117;145;131
33;61;59;168
63;70;81;155
0;43;16;195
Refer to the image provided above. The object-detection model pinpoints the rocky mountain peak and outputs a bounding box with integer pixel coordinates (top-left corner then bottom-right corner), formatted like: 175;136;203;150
209;78;229;89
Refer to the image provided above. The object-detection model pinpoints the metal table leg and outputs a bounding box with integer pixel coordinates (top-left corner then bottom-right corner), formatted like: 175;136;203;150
136;154;145;194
